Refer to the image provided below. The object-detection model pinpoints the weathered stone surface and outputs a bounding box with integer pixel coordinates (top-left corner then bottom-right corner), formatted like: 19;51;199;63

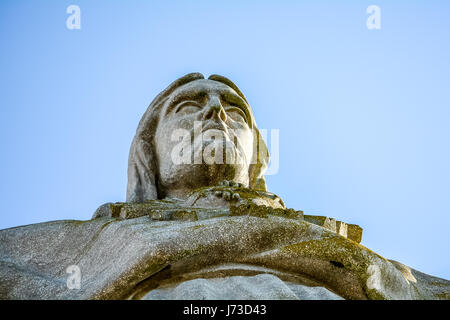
141;274;343;300
1;211;449;300
304;215;363;243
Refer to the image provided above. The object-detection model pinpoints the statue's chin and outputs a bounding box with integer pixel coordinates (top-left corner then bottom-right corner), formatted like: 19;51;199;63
159;140;249;196
162;162;248;196
186;162;247;187
159;162;248;199
196;139;248;180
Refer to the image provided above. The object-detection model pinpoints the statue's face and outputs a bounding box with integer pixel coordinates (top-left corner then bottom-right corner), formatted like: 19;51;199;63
154;79;254;198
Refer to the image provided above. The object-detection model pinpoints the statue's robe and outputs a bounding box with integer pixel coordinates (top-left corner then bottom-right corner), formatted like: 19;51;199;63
1;208;449;300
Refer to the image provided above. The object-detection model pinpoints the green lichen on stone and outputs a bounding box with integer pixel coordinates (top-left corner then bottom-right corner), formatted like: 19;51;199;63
230;203;268;218
304;215;363;243
110;202;124;218
172;210;198;221
365;288;386;300
280;234;390;299
190;224;205;230
286;235;384;267
230;203;303;220
436;292;450;299
347;224;363;243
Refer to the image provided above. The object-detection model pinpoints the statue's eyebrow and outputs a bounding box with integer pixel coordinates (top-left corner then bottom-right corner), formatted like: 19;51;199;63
165;90;207;115
220;91;253;128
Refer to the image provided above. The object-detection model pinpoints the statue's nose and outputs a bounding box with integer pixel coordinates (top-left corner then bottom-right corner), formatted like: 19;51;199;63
203;97;227;122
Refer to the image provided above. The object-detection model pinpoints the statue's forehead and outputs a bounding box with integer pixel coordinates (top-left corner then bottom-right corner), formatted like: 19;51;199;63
169;79;239;98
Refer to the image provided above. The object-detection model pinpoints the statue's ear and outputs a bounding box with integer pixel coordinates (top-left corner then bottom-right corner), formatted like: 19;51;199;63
126;136;158;202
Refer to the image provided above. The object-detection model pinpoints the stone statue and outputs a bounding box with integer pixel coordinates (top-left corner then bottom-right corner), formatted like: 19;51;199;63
126;73;268;202
0;73;449;300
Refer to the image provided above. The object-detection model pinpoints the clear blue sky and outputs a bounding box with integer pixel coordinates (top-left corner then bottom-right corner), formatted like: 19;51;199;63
1;1;449;279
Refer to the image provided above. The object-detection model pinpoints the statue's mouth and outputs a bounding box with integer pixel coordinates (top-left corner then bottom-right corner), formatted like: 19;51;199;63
201;121;229;135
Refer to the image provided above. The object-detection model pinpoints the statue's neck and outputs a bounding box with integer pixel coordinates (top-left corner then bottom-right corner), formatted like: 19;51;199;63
162;188;194;201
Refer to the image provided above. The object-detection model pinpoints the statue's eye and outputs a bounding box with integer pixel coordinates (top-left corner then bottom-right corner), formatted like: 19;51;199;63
225;106;248;124
175;101;202;114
